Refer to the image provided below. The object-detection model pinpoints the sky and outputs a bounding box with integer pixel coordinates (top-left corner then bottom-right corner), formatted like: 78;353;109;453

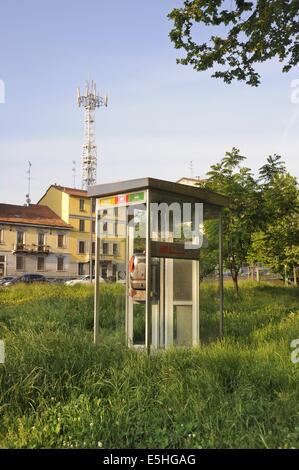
0;0;298;205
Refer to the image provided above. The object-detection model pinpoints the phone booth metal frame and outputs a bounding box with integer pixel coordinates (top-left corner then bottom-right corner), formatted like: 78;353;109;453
88;177;229;353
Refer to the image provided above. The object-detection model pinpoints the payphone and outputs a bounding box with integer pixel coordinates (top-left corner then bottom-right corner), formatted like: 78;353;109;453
88;177;228;352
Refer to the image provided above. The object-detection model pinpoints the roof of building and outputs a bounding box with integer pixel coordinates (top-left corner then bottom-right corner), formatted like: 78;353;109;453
53;185;87;197
177;177;207;187
88;177;230;208
0;203;72;228
37;184;88;204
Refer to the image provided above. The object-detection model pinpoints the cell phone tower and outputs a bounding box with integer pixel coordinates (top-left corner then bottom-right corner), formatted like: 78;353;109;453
77;81;108;189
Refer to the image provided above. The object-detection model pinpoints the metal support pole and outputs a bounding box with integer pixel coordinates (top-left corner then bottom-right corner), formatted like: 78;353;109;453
94;205;100;345
294;266;298;287
219;211;224;339
145;190;152;355
89;198;94;282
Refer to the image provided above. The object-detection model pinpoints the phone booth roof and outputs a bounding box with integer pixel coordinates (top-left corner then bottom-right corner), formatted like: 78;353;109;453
88;177;229;210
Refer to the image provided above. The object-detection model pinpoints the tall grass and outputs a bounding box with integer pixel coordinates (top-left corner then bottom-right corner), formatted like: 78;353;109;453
0;282;299;449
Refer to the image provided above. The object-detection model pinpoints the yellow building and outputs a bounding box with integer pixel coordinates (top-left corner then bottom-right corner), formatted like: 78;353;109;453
38;185;126;279
0;203;71;278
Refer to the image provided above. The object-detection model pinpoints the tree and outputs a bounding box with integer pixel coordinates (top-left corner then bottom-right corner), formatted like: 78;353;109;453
205;147;259;291
258;154;286;182
168;0;299;86
247;170;299;281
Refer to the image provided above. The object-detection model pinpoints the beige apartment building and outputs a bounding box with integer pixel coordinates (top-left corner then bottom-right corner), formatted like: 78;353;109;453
0;203;71;278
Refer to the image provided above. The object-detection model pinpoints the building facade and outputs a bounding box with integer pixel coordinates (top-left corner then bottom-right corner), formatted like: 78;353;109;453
38;185;126;279
0;204;71;278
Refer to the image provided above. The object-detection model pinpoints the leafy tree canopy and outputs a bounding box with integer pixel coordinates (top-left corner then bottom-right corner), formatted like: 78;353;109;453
204;147;260;291
168;0;299;86
247;170;299;276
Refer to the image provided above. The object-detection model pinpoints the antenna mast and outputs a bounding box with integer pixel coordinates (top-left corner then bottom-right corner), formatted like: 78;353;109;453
25;161;32;206
77;81;108;189
72;160;77;188
190;160;194;179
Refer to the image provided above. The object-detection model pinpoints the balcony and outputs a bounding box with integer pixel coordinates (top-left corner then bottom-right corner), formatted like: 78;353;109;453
32;244;51;254
12;243;30;254
12;244;51;255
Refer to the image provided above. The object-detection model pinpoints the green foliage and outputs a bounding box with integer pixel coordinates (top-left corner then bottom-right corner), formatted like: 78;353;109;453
248;167;299;277
202;151;298;288
258;154;286;182
0;283;299;449
204;147;259;290
168;0;299;86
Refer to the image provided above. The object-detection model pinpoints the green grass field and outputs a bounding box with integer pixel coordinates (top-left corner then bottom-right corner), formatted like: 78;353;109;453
0;282;299;449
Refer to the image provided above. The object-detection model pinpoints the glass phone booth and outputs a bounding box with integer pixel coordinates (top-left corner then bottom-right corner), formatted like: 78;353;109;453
88;178;228;353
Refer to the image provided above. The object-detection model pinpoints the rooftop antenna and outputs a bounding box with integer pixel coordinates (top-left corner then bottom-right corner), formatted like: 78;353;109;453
25;161;32;206
72;160;77;188
77;80;108;189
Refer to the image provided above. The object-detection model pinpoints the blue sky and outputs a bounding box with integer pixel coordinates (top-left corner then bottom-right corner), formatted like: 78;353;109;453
0;0;298;205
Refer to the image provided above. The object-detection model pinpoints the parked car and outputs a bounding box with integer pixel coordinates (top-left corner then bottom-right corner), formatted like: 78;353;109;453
0;276;15;285
65;275;106;286
46;277;66;284
3;273;47;286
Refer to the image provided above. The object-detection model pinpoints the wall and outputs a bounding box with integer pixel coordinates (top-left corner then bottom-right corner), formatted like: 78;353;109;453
0;224;73;278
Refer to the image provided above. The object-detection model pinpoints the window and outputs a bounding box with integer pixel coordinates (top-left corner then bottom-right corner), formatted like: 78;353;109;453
92;220;96;232
38;232;45;248
92;241;95;255
37;257;45;271
103;222;108;232
16;255;24;270
113;208;118;236
79;241;85;254
103;242;108;255
78;263;84;275
91;198;96;212
57;234;65;248
79;219;85;232
16;231;24;248
0;229;3;243
57;257;64;271
113;222;118;237
113;243;119;256
79;199;85;211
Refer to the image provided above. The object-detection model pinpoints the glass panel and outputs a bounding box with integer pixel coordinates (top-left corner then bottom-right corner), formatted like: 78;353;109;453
174;305;192;346
132;207;146;253
133;302;145;345
173;259;192;301
150;197;204;248
101;206;126;283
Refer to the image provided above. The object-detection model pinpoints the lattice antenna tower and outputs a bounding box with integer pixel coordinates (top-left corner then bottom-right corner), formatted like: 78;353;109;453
77;81;108;189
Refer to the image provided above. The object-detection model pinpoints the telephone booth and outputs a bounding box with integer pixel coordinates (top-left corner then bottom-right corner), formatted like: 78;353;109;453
88;178;229;352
